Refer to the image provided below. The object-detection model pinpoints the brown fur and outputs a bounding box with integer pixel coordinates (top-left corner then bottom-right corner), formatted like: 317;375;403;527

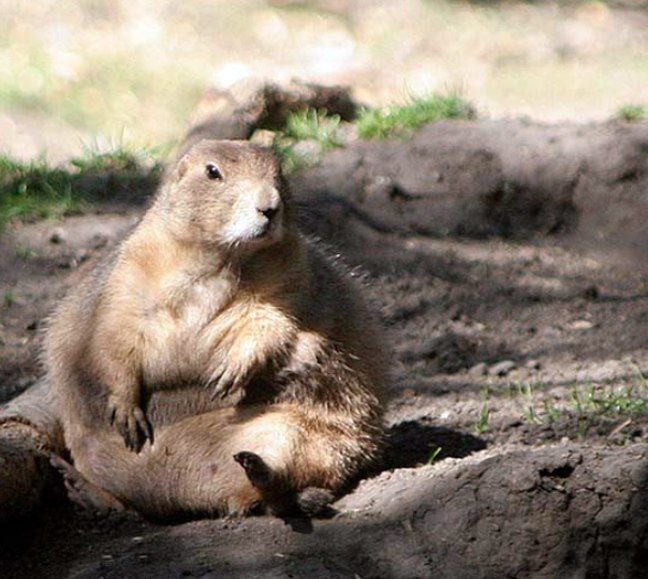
46;140;385;520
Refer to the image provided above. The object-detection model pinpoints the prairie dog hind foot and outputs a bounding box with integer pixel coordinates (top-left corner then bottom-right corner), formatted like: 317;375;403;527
233;451;335;518
50;454;127;516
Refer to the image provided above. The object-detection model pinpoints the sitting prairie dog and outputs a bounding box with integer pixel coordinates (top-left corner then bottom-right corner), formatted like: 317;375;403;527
46;140;385;519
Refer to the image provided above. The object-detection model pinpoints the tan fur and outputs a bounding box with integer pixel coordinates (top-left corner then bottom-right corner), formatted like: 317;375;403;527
46;140;385;520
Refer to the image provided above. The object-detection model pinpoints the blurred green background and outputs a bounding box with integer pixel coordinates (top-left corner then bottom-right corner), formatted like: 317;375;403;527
1;0;647;162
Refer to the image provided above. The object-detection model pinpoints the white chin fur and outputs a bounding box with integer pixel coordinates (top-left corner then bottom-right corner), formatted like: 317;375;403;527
224;217;283;246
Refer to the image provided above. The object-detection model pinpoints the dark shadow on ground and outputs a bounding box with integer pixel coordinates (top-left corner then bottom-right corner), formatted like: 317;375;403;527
383;421;487;470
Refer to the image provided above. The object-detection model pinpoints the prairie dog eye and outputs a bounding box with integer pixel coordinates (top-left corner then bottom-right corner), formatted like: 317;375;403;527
205;163;223;180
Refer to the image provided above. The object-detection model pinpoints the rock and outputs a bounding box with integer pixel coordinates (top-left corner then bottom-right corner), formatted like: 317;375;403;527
291;140;323;166
249;129;275;147
336;121;359;144
49;227;66;244
569;320;594;331
468;362;488;377
488;360;517;376
525;359;542;370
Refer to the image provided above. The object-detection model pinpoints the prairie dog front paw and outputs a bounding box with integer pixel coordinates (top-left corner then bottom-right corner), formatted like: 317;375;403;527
107;395;153;452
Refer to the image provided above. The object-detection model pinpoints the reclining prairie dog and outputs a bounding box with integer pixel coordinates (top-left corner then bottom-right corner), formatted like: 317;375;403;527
46;139;386;520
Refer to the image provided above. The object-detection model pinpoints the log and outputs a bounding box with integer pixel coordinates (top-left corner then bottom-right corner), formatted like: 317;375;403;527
0;379;64;523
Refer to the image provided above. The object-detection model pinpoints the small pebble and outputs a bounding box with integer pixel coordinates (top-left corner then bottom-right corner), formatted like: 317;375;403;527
525;359;541;370
569;320;594;331
75;249;91;264
504;417;523;428
90;234;109;249
488;360;517;377
49;228;66;244
249;129;275;147
468;362;488;377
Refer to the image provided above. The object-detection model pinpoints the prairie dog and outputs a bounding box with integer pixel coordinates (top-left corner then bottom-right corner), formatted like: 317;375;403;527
46;140;385;519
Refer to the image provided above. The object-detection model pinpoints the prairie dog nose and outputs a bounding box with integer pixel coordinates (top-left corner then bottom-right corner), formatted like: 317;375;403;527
255;185;281;220
259;205;279;220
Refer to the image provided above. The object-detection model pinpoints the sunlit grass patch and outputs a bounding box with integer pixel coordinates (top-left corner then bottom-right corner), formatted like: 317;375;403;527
357;93;475;140
273;108;345;173
0;156;80;224
616;104;646;122
569;381;648;418
272;95;475;172
512;368;648;440
281;108;343;149
0;148;163;228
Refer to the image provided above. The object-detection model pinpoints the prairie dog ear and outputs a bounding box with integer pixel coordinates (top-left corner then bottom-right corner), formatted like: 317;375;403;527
173;155;190;182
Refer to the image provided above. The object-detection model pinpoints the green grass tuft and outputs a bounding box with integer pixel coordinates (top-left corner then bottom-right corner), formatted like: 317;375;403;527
281;108;343;149
426;446;443;465
357;93;475;140
273;108;344;174
0;156;80;225
475;387;491;434
272;96;474;172
515;368;648;439
0;148;163;228
569;381;648;418
617;104;646;122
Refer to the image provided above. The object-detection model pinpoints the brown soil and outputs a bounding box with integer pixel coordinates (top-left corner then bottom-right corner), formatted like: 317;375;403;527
3;119;648;578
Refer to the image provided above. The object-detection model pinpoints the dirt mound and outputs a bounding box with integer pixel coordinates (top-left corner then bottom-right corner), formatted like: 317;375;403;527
294;119;648;260
7;445;646;579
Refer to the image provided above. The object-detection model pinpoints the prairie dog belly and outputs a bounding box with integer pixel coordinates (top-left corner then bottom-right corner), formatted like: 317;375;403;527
138;276;238;388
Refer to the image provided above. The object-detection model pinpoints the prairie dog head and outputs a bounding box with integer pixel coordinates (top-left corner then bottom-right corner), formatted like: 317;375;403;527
157;140;289;250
